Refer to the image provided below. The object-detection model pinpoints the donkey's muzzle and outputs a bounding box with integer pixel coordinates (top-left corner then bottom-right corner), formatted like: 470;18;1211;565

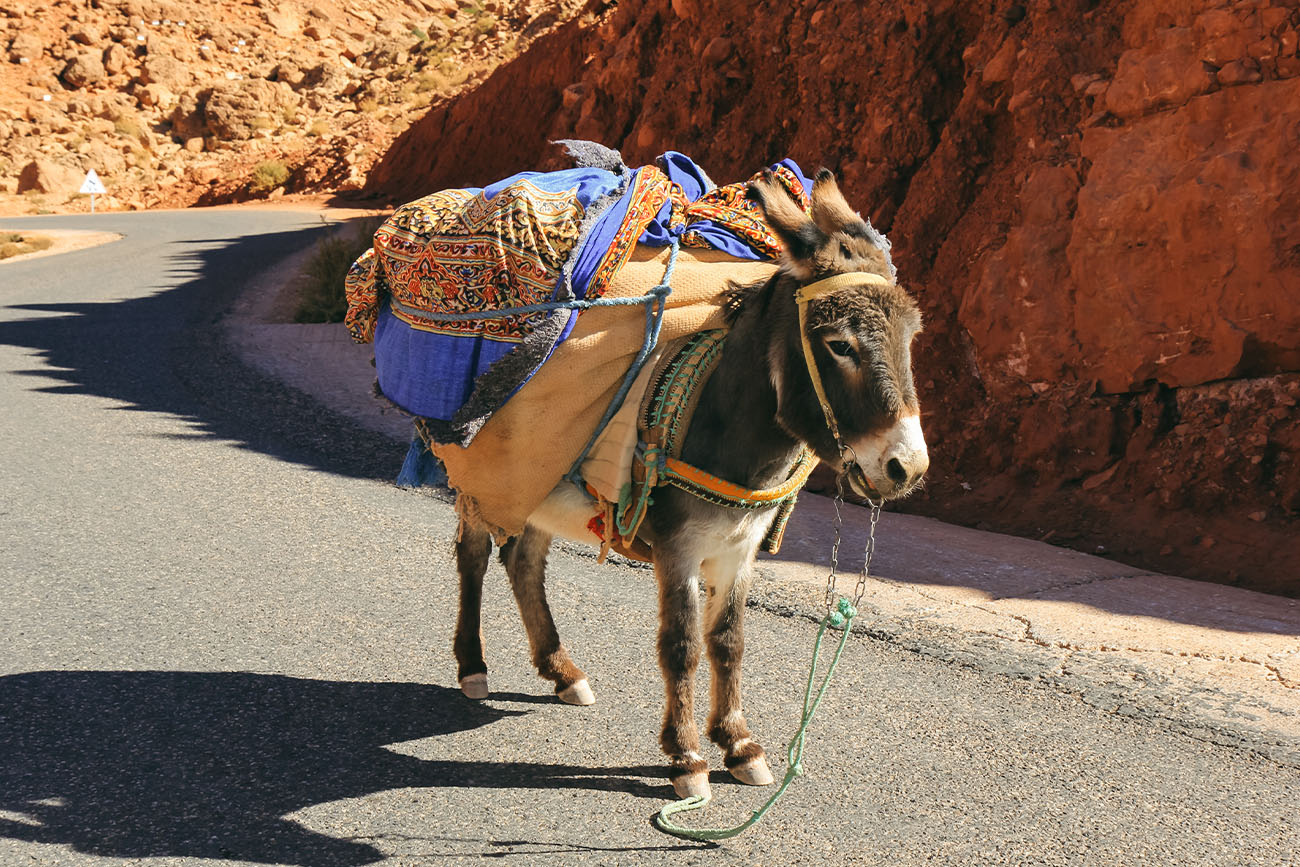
882;415;929;496
849;413;929;499
884;456;927;495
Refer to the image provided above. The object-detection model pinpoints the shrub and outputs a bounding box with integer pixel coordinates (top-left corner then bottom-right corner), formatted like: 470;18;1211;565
470;7;497;36
249;160;290;193
294;216;386;323
0;233;53;260
112;115;149;146
414;63;471;94
414;70;444;93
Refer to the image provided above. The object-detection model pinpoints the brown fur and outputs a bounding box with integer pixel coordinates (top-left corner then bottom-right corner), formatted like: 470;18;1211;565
453;528;491;682
500;527;587;692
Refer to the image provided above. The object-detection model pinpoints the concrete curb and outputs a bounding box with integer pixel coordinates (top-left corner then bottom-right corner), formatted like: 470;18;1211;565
224;239;1300;766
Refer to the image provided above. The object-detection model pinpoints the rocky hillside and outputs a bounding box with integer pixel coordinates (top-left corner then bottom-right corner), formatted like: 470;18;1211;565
0;0;583;213
366;0;1300;595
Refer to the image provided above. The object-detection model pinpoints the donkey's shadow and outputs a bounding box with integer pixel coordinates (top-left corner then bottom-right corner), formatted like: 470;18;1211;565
0;671;678;866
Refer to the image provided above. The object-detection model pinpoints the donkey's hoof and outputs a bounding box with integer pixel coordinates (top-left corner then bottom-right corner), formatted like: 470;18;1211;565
671;770;712;800
729;756;774;786
557;678;595;706
459;673;489;700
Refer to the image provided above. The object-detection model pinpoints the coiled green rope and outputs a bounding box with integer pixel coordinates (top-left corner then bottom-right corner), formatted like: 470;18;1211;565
653;597;859;840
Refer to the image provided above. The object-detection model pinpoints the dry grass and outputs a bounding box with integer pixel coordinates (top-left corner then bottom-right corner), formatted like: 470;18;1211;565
112;115;149;146
414;59;475;94
465;3;497;36
0;232;54;260
294;216;385;323
249;160;290;193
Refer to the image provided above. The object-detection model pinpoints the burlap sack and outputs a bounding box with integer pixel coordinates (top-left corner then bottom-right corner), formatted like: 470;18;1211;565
433;243;778;537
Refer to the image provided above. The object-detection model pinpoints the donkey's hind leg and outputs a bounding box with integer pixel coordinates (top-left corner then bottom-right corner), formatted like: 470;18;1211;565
454;520;493;699
703;559;773;787
500;525;594;706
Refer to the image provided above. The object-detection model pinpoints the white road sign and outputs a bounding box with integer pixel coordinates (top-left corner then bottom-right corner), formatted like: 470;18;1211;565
79;169;106;195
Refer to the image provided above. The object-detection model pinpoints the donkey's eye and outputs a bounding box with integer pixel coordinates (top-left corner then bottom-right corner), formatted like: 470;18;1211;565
839;242;851;259
826;340;855;360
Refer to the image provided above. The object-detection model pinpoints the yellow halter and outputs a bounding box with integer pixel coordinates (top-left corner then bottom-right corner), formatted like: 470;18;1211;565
793;271;893;448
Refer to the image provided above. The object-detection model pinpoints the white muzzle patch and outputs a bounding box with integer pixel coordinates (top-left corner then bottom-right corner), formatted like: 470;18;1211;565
848;413;929;498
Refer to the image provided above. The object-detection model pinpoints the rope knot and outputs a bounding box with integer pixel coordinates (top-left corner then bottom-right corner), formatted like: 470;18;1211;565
791;762;804;777
826;598;857;629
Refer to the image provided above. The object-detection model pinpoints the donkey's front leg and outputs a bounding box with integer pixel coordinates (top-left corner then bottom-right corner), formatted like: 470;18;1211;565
501;525;594;705
703;559;774;787
654;553;710;799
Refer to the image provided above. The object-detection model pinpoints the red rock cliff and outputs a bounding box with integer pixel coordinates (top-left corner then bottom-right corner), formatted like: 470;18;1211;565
366;0;1300;595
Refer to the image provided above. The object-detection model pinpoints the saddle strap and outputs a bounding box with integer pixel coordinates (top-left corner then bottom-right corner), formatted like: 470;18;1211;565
614;330;817;553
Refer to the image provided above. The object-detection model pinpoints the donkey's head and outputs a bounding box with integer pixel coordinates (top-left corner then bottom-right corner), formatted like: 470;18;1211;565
747;169;928;500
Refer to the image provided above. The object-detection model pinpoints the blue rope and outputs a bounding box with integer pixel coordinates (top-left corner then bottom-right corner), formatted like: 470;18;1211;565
387;283;673;323
564;238;679;485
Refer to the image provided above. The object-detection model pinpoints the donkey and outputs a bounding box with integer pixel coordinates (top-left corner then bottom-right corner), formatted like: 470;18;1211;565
451;169;928;800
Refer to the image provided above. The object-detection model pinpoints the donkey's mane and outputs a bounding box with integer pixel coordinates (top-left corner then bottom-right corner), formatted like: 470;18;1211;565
722;274;785;326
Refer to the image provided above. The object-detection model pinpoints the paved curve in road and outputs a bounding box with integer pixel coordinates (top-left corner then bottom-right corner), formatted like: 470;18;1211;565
1;211;1296;866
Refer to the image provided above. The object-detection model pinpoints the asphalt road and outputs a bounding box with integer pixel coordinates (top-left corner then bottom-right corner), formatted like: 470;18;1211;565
1;211;1297;867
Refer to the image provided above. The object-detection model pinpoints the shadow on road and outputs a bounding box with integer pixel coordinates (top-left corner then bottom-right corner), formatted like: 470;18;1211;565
0;223;404;482
0;670;702;865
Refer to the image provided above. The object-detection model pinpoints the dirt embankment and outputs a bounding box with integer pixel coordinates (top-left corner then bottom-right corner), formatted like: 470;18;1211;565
0;0;584;214
366;0;1300;595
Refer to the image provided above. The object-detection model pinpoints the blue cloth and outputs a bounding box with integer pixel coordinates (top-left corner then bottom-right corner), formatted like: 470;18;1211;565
375;307;520;422
481;165;622;208
641;152;814;259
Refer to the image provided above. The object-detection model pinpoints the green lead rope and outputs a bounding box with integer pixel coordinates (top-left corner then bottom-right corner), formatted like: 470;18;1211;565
654;598;859;841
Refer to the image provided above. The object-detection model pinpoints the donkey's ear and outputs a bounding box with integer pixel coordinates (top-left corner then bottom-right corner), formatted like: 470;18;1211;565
747;170;825;263
810;168;863;236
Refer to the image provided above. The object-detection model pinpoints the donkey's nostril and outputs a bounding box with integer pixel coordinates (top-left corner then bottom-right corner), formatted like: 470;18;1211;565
886;458;907;485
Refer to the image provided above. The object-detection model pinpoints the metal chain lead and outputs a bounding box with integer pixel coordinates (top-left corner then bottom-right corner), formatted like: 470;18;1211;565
854;498;883;608
826;440;885;616
824;468;847;614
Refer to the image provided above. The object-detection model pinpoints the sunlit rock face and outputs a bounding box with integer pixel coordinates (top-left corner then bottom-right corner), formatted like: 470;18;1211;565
373;0;1300;595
